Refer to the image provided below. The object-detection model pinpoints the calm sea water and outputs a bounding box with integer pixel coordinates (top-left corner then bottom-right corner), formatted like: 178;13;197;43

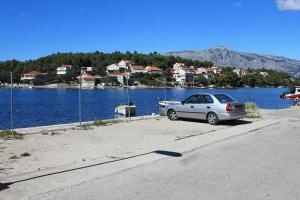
0;88;292;130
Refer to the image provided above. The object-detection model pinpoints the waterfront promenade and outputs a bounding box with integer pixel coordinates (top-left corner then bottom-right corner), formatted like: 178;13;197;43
0;107;299;199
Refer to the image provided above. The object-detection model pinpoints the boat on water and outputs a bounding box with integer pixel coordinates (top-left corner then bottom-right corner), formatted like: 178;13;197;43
158;100;180;115
158;100;181;108
115;104;136;116
129;85;137;89
280;87;300;100
280;87;300;106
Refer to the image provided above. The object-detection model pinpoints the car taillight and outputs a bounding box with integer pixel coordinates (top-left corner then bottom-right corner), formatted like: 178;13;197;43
226;104;232;112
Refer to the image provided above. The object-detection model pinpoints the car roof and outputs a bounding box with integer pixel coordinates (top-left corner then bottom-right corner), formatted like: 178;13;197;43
192;93;213;95
191;93;228;96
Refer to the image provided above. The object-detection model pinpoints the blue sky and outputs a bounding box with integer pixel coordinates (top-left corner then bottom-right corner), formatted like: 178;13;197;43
0;0;300;61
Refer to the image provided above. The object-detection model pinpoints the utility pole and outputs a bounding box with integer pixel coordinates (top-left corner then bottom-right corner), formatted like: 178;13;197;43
79;71;82;127
10;72;14;135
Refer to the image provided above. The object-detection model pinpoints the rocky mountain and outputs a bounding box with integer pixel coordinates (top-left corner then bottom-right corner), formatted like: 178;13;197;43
166;47;300;78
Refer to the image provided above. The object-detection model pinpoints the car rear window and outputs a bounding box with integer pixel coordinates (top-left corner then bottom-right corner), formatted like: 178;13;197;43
214;94;234;103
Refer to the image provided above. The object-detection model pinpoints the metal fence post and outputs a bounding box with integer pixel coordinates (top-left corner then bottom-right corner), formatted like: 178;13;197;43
10;72;14;135
126;76;130;121
79;72;82;127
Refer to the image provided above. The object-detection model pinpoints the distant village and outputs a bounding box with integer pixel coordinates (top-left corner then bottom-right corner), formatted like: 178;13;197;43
14;59;273;89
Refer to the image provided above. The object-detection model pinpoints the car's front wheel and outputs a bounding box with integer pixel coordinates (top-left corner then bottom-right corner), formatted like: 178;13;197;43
207;112;219;125
167;109;178;121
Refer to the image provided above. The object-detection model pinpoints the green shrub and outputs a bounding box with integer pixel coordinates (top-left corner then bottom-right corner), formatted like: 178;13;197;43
94;120;107;126
9;155;19;159
0;130;13;137
20;152;31;157
0;130;23;139
245;102;260;118
81;124;93;130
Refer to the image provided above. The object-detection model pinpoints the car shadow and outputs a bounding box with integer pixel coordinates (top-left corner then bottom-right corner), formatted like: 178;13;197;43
0;150;182;192
178;118;252;126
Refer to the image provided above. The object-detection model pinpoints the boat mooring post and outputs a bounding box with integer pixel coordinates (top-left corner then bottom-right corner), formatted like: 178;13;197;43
10;72;14;135
79;72;82;127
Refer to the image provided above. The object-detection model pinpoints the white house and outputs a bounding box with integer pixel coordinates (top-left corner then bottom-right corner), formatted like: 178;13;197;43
173;67;194;85
130;66;148;74
21;71;48;81
78;75;96;88
173;63;185;71
145;66;163;75
233;69;247;77
196;67;208;75
260;71;269;77
106;60;134;75
81;67;96;74
118;60;134;69
57;65;74;75
106;64;121;74
108;71;129;85
207;67;222;75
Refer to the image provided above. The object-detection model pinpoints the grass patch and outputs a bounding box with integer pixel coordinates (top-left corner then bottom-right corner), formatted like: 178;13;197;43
50;132;60;136
94;120;108;126
78;119;122;130
245;102;261;118
9;155;19;159
20;152;31;157
93;120;120;126
0;130;23;140
0;130;13;137
81;124;94;130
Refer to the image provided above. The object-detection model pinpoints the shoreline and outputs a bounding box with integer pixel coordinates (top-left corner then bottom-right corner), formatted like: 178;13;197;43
0;115;161;134
0;107;293;134
0;87;293;132
0;85;287;90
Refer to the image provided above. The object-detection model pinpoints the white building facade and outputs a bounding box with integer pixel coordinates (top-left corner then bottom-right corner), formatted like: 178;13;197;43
57;65;74;75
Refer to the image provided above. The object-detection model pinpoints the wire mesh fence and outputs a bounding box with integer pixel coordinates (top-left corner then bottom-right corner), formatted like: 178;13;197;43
0;73;294;131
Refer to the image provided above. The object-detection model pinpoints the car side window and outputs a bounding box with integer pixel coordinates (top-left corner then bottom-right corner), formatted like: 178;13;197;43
197;95;206;104
203;95;214;104
195;95;213;104
184;95;198;104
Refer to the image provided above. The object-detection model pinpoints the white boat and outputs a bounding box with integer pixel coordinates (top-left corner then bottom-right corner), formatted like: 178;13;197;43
280;87;300;100
158;101;180;108
158;101;180;116
129;85;137;89
115;105;136;116
97;83;106;89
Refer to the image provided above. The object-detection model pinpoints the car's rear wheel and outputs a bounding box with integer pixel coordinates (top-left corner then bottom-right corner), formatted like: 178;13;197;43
168;109;178;121
207;112;219;125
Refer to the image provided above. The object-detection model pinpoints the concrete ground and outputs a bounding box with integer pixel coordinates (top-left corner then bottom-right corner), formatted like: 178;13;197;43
0;116;256;179
0;107;299;199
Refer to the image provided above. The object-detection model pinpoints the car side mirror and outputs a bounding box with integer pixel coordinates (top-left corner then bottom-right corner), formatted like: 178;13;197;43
181;101;185;105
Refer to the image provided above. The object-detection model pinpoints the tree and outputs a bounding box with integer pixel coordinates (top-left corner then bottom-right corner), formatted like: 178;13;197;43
194;75;208;86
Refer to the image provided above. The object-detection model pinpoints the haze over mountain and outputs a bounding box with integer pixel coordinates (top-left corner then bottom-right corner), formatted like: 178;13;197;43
166;47;300;78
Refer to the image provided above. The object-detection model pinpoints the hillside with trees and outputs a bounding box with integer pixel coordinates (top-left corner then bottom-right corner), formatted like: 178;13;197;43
0;51;299;87
0;51;212;83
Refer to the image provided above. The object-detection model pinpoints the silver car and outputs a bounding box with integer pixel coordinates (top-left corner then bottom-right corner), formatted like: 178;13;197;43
166;93;246;125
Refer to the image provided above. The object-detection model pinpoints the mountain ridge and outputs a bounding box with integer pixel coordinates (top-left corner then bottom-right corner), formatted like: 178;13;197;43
166;47;300;77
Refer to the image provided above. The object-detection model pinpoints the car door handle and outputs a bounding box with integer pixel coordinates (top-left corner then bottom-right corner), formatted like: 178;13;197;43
190;106;194;108
207;106;211;109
